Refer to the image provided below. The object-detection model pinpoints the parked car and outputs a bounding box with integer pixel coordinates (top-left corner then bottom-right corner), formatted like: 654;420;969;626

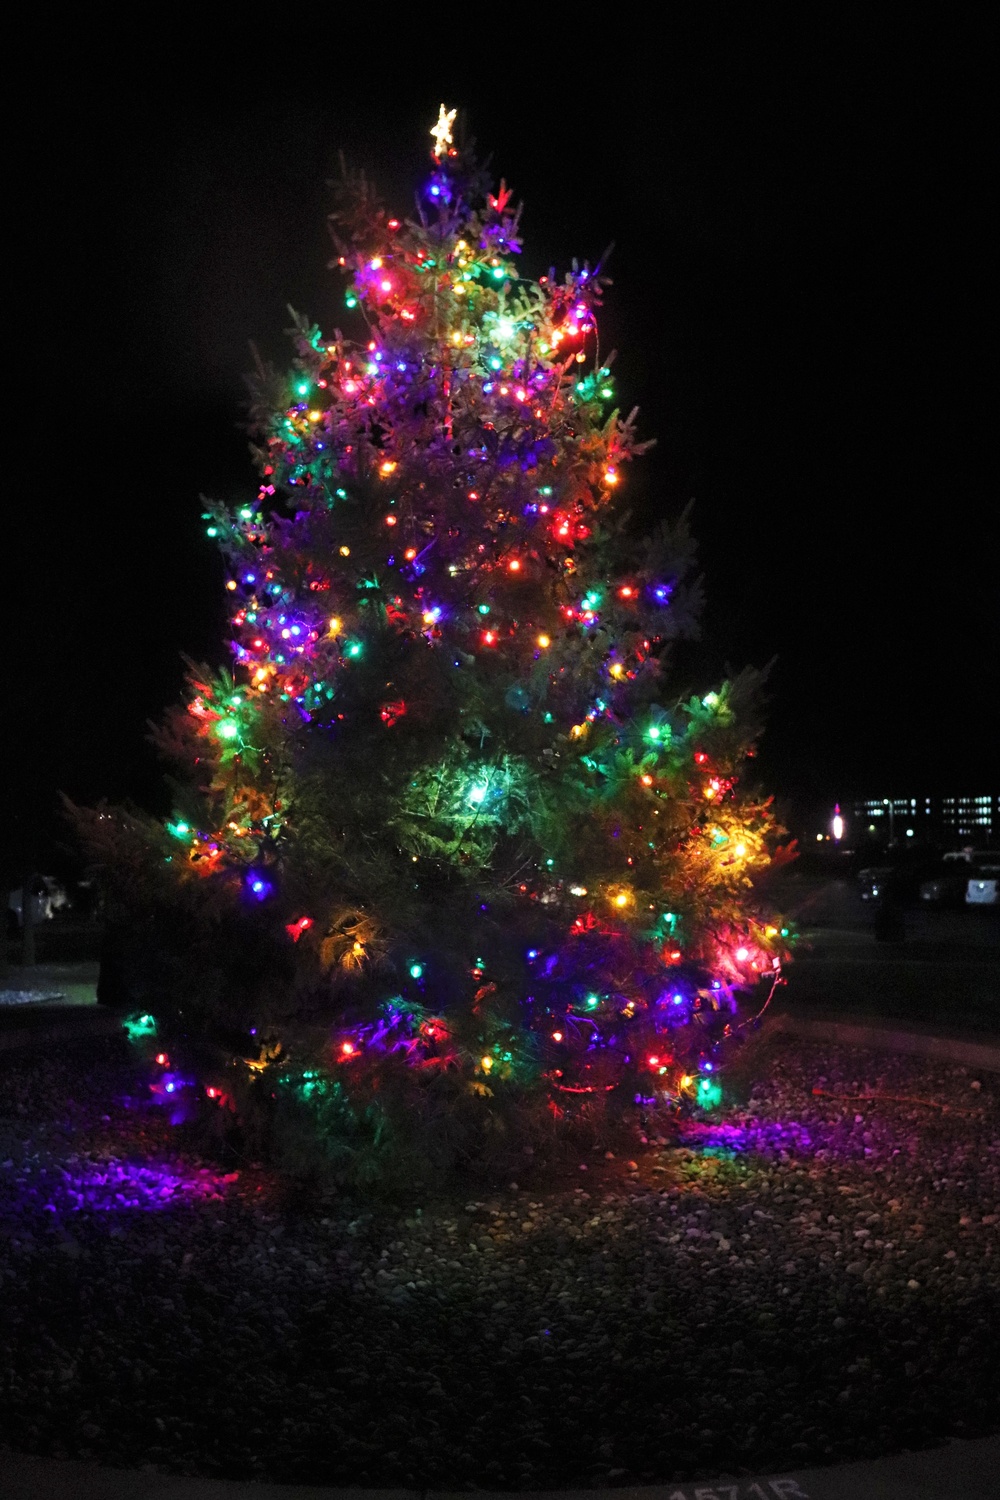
919;858;977;909
6;876;70;932
967;874;998;905
965;854;1000;906
919;853;1000;908
858;853;942;904
859;866;894;902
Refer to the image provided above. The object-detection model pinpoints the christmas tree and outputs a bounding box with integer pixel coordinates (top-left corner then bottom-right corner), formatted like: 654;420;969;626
81;109;792;1174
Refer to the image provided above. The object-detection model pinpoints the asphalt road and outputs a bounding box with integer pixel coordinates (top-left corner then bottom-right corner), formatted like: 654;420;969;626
768;874;999;1034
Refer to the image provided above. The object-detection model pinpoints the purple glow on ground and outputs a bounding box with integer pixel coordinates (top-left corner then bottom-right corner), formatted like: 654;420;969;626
678;1116;816;1156
0;1157;233;1216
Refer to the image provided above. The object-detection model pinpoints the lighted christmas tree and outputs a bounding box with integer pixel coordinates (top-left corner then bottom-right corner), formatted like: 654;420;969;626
81;109;792;1172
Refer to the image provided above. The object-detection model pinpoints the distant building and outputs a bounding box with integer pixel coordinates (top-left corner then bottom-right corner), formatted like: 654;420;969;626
851;793;996;844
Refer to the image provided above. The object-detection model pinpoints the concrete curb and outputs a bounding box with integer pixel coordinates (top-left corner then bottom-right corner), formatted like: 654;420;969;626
766;1011;1000;1073
2;1434;999;1499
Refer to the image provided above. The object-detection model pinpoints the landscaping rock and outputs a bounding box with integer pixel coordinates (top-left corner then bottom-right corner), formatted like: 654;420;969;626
0;1033;997;1488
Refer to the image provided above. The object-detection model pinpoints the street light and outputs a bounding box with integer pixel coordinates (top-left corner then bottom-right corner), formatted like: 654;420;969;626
832;804;844;842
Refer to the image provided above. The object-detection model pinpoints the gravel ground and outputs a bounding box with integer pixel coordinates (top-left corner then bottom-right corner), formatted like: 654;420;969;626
0;1033;998;1489
0;991;66;1006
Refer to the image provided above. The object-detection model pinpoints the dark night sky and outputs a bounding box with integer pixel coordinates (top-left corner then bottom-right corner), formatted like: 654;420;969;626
10;21;996;868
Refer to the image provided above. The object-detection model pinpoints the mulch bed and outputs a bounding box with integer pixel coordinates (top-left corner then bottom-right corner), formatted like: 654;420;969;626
0;1031;998;1489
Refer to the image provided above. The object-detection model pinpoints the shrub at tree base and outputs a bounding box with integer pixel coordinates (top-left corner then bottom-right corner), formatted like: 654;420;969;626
73;110;794;1188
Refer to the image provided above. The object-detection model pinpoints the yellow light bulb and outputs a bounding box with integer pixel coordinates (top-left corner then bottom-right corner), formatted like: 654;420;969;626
537;634;550;648
339;546;351;557
680;1074;693;1088
481;1056;493;1071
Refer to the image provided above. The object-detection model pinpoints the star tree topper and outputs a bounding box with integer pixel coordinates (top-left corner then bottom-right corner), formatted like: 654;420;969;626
430;104;457;158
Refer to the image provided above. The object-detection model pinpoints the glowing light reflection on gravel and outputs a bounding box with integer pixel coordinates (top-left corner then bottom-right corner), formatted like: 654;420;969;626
1;1157;231;1215
678;1117;816;1154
